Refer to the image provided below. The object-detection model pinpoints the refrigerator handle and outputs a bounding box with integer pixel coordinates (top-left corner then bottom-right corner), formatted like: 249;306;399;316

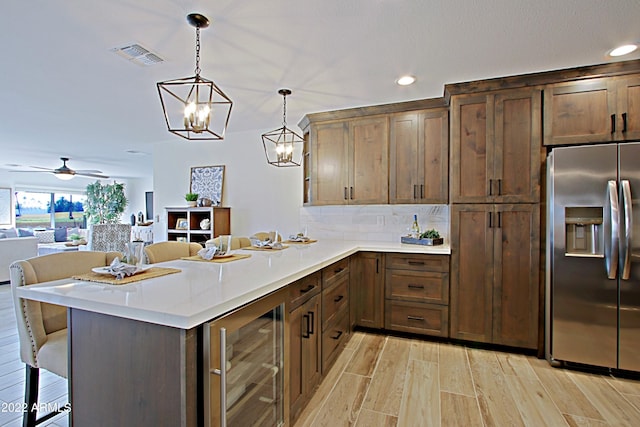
604;180;620;279
622;180;633;280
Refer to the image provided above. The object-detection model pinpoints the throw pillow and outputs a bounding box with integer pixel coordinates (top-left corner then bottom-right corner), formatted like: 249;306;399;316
0;228;18;238
18;228;35;237
34;230;55;244
54;227;67;242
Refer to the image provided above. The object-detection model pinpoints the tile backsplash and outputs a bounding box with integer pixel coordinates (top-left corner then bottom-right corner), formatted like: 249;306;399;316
299;205;449;242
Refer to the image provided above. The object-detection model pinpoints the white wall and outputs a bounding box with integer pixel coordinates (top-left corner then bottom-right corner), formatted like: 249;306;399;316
153;129;303;241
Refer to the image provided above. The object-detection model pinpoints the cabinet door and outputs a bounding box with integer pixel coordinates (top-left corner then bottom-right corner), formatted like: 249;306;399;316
450;204;493;343
350;252;384;329
617;75;640;141
311;121;349;205
450;94;493;203
349;116;389;204
389;112;420;203
493;89;541;203
492;204;540;349
543;78;616;146
289;293;321;423
419;109;449;203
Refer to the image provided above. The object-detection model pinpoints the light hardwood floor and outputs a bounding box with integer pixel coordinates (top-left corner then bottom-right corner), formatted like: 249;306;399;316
0;284;68;426
3;283;640;427
295;333;640;427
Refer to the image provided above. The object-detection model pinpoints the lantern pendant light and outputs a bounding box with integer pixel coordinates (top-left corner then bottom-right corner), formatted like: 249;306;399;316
261;89;303;167
157;13;232;140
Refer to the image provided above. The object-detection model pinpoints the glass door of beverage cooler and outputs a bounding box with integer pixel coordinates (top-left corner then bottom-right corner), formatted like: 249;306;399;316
204;289;288;427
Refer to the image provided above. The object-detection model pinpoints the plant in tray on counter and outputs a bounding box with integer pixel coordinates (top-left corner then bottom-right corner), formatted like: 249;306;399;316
420;229;440;239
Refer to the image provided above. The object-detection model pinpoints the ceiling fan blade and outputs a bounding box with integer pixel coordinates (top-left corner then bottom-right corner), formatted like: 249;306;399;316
76;172;110;179
9;169;52;173
28;166;56;171
74;169;104;174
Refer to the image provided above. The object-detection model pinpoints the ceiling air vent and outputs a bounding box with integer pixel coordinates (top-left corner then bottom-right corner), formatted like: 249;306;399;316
111;43;164;66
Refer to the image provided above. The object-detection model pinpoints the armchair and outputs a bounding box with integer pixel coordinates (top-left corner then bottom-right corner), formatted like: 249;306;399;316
87;223;131;253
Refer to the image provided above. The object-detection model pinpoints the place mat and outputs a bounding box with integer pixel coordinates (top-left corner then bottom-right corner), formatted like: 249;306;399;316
181;254;252;263
283;239;317;244
72;267;181;285
243;245;289;251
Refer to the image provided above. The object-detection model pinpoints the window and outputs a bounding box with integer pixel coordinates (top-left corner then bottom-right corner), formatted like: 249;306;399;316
15;190;87;229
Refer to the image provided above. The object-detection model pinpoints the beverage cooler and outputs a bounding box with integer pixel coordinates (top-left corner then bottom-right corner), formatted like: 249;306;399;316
204;289;288;426
546;142;640;371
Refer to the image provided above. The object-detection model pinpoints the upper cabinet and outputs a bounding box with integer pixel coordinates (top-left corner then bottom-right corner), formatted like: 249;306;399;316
310;116;389;205
544;74;640;145
450;88;542;204
389;109;449;204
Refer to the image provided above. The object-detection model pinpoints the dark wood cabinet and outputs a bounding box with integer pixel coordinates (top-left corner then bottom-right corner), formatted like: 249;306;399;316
389;109;448;204
384;253;450;337
543;75;640;145
310;121;349;205
310;116;388;205
321;258;350;373
350;252;385;329
449;204;540;349
288;273;321;424
450;88;541;203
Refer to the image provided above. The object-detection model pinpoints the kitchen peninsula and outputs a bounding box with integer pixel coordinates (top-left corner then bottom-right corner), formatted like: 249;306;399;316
15;240;450;426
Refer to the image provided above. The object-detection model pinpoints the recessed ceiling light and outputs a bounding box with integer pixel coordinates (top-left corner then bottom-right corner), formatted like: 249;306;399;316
396;75;416;86
609;44;638;57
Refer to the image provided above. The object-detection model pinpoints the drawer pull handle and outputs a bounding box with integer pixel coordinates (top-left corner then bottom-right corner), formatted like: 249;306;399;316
331;331;343;340
408;284;424;289
611;114;616;134
334;295;344;303
299;285;315;294
334;267;344;274
308;311;315;335
302;314;310;338
622;112;628;133
407;261;425;266
407;315;424;321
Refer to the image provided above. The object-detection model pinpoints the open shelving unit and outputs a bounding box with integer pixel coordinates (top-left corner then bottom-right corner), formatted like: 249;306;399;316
165;207;230;245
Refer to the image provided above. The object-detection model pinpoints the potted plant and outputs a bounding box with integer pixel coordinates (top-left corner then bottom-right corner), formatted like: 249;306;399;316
185;192;198;207
85;181;128;224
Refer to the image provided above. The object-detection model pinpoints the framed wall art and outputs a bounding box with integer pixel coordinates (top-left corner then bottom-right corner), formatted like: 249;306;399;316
190;165;225;206
0;187;12;226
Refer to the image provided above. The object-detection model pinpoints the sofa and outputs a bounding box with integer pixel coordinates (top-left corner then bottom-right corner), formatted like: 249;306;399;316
0;236;38;283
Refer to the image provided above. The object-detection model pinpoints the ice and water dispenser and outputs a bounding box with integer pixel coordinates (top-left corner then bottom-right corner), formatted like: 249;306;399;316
564;207;604;256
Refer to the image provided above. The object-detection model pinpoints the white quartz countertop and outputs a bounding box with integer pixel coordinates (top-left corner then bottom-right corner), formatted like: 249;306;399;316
15;240;450;329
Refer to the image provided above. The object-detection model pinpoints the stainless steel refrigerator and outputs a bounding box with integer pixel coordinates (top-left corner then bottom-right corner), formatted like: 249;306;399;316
546;142;640;371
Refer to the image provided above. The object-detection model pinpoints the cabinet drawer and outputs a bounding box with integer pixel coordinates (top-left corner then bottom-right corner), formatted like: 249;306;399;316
385;269;449;304
288;271;322;311
386;253;449;272
385;300;449;337
322;277;349;331
322;309;350;374
322;258;350;289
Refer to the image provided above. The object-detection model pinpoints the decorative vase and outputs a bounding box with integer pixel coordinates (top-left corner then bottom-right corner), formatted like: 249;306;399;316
200;219;211;230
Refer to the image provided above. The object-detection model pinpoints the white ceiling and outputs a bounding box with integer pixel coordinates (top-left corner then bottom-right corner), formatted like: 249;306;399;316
1;0;639;180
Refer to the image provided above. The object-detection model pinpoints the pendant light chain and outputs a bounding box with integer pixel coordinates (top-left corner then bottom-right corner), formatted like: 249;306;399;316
282;92;288;127
194;26;201;76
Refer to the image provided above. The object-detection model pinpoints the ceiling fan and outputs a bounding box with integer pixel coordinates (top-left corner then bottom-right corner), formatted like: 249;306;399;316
13;157;109;180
